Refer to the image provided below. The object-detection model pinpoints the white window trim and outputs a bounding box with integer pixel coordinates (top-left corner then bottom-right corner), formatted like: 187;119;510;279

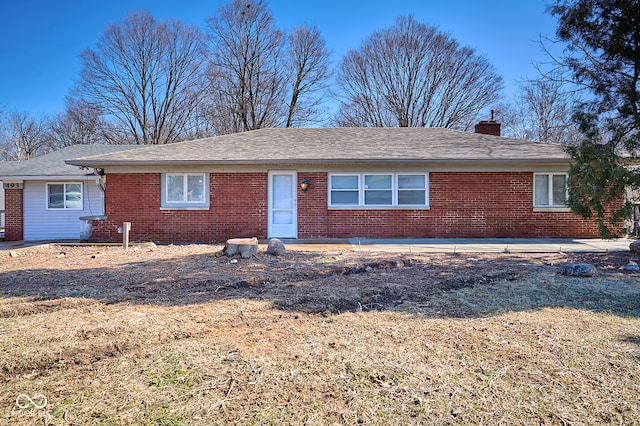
533;173;568;209
328;172;429;209
46;182;83;211
161;173;209;209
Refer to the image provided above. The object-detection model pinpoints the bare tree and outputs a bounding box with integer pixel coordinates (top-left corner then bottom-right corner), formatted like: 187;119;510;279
206;0;287;134
285;24;332;127
76;11;209;144
48;99;106;147
333;16;503;129
498;74;580;144
0;112;51;160
205;1;332;134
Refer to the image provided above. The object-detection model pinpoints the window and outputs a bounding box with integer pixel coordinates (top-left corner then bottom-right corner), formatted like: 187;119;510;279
330;175;359;205
47;183;83;210
329;173;428;207
398;174;427;205
534;173;567;207
162;173;208;208
364;175;392;205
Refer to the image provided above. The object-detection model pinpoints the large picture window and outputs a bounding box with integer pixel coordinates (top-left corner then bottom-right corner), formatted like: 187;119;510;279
162;173;208;209
329;173;428;207
47;183;83;210
534;173;567;207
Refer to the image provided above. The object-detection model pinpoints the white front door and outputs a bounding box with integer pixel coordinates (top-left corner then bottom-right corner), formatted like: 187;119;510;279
268;171;297;238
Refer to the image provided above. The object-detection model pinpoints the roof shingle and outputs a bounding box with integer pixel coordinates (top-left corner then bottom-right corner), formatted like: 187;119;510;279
65;128;570;167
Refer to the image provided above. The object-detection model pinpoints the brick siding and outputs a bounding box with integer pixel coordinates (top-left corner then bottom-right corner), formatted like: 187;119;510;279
4;188;23;241
89;173;267;243
298;172;603;238
87;171;606;243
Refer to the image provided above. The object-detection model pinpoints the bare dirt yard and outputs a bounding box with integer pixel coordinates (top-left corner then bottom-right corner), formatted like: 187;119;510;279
1;243;639;425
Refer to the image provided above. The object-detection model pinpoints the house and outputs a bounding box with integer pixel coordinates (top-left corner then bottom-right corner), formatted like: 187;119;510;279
0;183;4;232
33;123;611;244
0;144;140;241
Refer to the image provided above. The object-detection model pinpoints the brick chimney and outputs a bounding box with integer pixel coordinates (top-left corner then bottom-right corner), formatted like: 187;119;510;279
474;109;501;136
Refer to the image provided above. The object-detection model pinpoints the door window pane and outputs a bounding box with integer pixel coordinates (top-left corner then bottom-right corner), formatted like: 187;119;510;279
273;211;293;224
273;175;292;209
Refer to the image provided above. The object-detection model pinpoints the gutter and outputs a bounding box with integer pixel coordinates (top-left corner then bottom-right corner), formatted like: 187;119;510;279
0;175;100;181
65;158;572;167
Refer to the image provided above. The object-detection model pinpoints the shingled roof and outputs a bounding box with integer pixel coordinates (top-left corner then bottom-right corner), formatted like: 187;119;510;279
65;128;570;167
0;144;142;178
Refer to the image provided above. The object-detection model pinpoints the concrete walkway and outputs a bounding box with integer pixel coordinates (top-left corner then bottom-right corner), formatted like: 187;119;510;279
281;238;634;253
0;238;633;254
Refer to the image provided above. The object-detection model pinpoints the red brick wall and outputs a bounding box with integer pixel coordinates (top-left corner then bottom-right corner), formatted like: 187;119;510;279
90;171;605;243
4;188;23;241
89;173;267;243
297;172;604;239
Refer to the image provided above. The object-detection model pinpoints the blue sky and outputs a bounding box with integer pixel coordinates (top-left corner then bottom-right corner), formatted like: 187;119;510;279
0;0;562;117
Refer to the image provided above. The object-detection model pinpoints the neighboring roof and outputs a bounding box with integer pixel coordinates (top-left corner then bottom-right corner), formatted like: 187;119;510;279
0;144;142;179
66;128;571;167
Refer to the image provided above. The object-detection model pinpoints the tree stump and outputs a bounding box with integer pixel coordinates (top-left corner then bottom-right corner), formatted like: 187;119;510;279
222;237;259;259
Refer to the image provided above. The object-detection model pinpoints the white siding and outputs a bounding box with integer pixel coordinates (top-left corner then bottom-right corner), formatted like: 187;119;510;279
23;180;105;241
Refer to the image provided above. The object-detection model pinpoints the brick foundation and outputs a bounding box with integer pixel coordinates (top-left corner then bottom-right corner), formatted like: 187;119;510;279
88;171;607;243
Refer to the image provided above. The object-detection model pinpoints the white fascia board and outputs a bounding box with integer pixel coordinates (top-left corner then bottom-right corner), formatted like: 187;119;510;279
0;175;100;181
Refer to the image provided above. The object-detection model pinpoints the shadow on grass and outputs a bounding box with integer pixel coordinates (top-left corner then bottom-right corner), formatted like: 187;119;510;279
1;248;639;318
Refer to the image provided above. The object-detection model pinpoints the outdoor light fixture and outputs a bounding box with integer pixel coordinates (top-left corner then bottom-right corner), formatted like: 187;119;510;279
300;178;309;191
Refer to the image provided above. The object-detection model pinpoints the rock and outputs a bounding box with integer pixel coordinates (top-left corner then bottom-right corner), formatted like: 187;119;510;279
623;261;640;271
559;263;598;277
630;241;640;253
266;238;286;256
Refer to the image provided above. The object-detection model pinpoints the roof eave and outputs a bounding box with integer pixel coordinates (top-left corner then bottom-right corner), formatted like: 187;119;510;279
0;175;99;181
66;158;571;167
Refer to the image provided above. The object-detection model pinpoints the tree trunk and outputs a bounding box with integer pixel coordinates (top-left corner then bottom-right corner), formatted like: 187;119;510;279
222;237;259;259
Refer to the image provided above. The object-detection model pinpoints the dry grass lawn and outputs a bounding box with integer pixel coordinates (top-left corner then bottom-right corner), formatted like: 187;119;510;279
1;244;639;425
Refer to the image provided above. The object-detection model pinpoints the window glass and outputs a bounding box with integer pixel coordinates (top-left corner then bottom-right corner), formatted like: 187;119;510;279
534;175;549;206
398;190;426;205
273;211;293;224
65;184;82;209
365;190;392;205
364;175;392;189
272;175;293;208
331;191;359;205
329;173;429;207
331;175;358;190
398;175;425;189
48;184;65;209
187;175;204;202
364;175;392;205
552;175;567;206
48;183;82;209
167;175;185;202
